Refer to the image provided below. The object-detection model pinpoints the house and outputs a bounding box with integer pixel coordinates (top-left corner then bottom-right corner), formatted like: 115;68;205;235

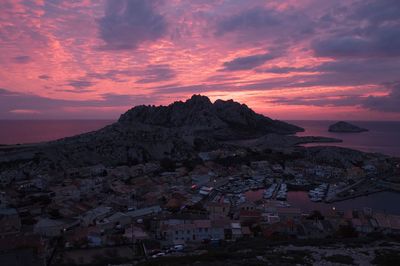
387;214;400;233
159;219;229;244
276;207;302;220
0;169;21;187
264;213;280;224
77;177;104;198
373;213;400;234
0;235;48;266
231;222;242;240
125;205;161;220
97;212;131;230
80;206;113;226
210;219;230;240
199;186;213;196
15;178;48;192
262;220;298;239
206;201;230;219
64;227;100;248
237;201;257;212
239;210;262;225
34;218;78;237
0;208;21;237
124;226;149;242
50;185;80;203
165;198;182;211
241;226;252;238
0;191;8;208
351;218;374;233
87;231;103;247
192;175;210;187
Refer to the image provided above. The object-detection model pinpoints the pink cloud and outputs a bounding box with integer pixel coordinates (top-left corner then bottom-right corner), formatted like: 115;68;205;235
0;0;399;120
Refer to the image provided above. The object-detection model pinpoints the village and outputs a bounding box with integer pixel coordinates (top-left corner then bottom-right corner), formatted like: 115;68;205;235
1;149;400;265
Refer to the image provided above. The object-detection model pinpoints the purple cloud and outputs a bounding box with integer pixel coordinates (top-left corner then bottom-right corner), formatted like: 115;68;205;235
12;55;31;64
221;53;278;71
99;0;167;50
363;82;400;112
38;75;51;80
216;8;280;35
66;80;94;88
136;64;176;83
0;88;162;119
268;82;400;113
313;0;400;58
313;27;400;58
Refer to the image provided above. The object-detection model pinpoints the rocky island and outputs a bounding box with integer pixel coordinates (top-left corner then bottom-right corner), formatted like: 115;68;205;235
329;121;369;133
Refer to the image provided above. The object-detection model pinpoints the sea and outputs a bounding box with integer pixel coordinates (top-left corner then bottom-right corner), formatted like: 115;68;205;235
291;120;400;157
1;120;399;157
1;120;400;214
0;120;114;145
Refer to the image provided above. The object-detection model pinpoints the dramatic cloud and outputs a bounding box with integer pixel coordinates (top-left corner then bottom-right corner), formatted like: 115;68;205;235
136;64;176;83
268;82;400;113
221;53;278;71
1;0;400;119
99;0;167;50
256;66;314;74
12;55;31;64
59;80;96;93
216;8;281;34
313;0;400;58
215;5;315;44
363;82;400;112
38;75;51;80
313;27;400;58
85;64;176;84
0;88;161;119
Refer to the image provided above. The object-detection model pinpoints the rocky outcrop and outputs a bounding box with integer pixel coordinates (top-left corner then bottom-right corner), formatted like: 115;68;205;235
329;121;368;133
119;94;303;140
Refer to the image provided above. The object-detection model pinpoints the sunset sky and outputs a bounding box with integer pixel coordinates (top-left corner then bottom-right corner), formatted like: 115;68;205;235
1;0;400;120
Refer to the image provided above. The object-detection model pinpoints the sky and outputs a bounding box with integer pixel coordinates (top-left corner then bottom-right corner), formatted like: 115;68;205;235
1;0;400;120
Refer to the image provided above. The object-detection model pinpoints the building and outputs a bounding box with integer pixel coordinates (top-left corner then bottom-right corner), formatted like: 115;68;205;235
80;206;113;226
206;201;230;219
125;205;161;220
159;219;229;244
34;218;78;237
0;208;21;237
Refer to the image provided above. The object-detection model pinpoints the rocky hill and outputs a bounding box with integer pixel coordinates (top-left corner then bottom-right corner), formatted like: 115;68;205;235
0;95;304;172
119;95;303;139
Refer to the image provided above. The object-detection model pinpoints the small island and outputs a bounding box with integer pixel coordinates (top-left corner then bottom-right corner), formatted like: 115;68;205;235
329;121;368;133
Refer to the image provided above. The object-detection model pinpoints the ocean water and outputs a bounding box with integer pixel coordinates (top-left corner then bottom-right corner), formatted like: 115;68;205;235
287;191;400;215
0;120;114;145
289;120;400;157
246;190;400;215
0;120;399;158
